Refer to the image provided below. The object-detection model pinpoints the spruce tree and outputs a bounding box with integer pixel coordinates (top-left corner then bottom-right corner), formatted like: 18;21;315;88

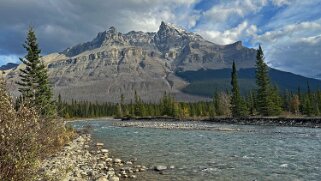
304;82;314;116
16;27;56;116
269;85;282;115
230;61;247;117
255;45;270;115
255;45;281;116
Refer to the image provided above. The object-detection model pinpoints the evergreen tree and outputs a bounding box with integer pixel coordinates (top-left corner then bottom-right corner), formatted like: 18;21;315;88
269;85;282;115
246;91;256;115
16;27;56;116
116;103;122;117
255;45;281;116
230;62;247;117
255;45;270;115
57;93;62;116
213;91;220;115
304;82;314;116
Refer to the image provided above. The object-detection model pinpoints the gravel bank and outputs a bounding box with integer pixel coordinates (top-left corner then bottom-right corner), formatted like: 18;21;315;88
38;134;147;181
120;117;321;128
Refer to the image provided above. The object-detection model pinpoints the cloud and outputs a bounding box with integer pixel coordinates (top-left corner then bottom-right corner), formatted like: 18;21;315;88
196;21;257;45
203;0;268;25
0;55;20;65
256;21;321;44
0;0;200;57
251;19;321;76
271;0;290;6
266;39;321;76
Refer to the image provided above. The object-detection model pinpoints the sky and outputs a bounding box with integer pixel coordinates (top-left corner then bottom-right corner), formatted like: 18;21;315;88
0;0;320;77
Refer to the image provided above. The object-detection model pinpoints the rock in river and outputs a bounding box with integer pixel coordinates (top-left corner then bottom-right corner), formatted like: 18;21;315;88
154;165;167;171
96;143;104;147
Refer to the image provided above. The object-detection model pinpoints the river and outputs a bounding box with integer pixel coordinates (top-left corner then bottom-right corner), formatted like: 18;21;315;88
70;119;321;181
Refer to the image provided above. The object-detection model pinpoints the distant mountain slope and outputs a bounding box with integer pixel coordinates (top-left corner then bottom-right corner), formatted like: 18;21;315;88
177;68;321;97
0;63;18;70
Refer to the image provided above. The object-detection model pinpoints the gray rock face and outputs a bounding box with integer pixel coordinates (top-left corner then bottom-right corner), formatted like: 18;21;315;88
5;21;257;102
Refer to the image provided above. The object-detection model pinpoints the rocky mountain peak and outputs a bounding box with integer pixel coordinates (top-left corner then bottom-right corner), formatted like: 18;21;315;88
107;26;117;34
154;21;190;53
227;41;243;50
159;21;186;34
102;26;127;46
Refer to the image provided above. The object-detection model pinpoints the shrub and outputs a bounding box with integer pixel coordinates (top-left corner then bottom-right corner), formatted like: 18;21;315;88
0;78;75;180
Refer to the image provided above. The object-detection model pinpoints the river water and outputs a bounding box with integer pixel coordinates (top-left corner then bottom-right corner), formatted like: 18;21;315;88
70;120;321;181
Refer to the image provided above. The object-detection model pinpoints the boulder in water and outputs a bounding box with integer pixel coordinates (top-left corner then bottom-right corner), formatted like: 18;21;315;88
154;165;167;171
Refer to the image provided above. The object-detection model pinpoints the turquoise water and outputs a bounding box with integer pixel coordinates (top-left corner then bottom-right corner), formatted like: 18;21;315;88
70;120;321;181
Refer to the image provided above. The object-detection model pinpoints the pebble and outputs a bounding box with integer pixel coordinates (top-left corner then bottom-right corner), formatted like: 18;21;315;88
95;176;108;181
114;158;122;163
109;176;120;181
101;149;109;153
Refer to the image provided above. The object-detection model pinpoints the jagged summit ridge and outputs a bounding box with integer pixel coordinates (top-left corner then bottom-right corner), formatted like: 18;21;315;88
62;21;206;57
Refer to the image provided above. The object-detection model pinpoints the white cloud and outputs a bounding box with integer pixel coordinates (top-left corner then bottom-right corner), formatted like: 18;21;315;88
252;19;321;76
271;0;290;6
197;21;257;45
256;21;321;44
0;55;20;66
299;35;321;45
204;0;268;23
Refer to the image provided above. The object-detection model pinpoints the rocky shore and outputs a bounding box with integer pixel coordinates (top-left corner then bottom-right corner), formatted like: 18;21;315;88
38;134;148;181
121;117;321;128
114;121;239;131
203;117;321;128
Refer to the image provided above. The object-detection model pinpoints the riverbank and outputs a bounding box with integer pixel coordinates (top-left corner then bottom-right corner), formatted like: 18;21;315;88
120;117;321;128
203;117;321;128
38;134;147;181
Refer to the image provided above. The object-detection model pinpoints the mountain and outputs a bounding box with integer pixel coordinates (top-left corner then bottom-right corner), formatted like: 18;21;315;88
0;63;18;71
4;22;321;102
177;68;321;97
313;73;321;80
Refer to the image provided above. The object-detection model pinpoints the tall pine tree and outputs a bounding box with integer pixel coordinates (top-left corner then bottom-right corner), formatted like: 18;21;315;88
230;61;247;117
16;27;56;116
255;45;281;116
